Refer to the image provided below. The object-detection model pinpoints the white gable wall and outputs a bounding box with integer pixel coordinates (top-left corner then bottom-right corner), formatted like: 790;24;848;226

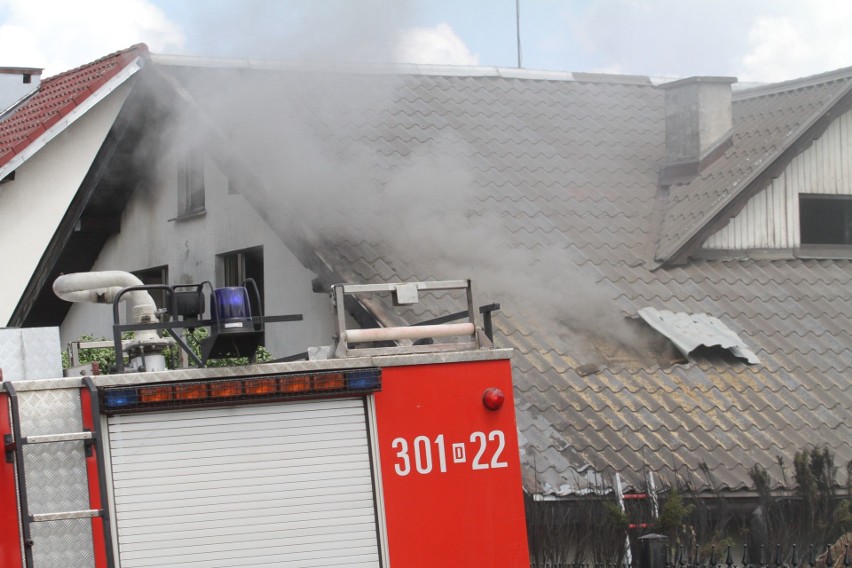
0;81;134;325
59;149;335;360
703;108;852;250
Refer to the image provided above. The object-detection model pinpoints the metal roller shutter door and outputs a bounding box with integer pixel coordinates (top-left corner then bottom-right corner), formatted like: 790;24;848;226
107;398;381;568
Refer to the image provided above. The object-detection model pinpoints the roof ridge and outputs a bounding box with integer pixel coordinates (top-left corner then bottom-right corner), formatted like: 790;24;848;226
735;64;852;99
151;52;661;86
42;43;148;82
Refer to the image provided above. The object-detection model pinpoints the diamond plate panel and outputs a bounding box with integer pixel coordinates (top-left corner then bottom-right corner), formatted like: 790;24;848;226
21;328;62;379
15;388;92;567
30;518;94;568
18;389;82;436
0;328;25;379
23;442;90;514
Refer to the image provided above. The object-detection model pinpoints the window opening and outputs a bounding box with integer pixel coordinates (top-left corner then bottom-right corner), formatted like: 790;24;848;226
800;194;852;245
220;247;264;317
177;150;205;217
132;265;169;310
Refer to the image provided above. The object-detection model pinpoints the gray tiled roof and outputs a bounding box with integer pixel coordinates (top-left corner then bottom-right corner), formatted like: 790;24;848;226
164;62;852;497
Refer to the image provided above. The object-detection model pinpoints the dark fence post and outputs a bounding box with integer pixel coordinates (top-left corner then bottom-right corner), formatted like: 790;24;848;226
637;534;669;568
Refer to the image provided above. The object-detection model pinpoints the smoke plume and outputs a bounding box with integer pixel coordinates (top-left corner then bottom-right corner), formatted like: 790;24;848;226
150;6;649;363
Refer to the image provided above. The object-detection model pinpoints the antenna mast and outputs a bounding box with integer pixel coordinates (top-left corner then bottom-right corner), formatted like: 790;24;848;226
516;0;523;68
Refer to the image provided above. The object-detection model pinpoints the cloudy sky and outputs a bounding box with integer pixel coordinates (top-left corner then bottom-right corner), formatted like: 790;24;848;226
2;0;852;83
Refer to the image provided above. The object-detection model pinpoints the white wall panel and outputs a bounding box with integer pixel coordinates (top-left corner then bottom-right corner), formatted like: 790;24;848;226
0;82;132;324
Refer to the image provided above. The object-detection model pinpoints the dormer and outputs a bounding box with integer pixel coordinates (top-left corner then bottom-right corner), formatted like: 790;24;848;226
654;67;852;265
701;96;852;259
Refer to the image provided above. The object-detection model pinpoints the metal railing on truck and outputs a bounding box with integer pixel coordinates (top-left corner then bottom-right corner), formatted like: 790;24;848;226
330;279;495;358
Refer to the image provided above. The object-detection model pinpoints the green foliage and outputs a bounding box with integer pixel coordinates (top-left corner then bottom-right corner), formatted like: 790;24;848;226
604;501;630;533
699;537;735;560
749;464;771;495
833;499;852;534
659;488;695;539
65;329;271;374
62;334;132;374
749;445;850;548
163;327;271;368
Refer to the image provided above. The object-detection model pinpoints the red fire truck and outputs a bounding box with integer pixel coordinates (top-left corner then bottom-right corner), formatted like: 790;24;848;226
1;276;529;567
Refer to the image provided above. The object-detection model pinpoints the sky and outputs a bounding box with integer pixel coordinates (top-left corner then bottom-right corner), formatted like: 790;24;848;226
3;0;852;84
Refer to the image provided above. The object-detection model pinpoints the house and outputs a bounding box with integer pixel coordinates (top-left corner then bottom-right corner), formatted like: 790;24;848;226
2;45;850;554
0;45;335;355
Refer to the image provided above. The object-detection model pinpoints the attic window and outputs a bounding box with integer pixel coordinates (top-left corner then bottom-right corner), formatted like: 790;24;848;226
23;74;31;84
177;150;205;218
637;308;760;365
800;194;852;245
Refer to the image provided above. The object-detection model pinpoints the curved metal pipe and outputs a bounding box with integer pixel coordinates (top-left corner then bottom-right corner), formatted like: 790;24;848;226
53;271;159;342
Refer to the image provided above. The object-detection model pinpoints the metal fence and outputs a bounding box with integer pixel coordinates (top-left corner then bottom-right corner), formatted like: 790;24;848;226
530;542;851;568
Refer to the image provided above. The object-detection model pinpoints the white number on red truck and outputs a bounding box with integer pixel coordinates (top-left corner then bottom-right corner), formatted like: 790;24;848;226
390;430;507;476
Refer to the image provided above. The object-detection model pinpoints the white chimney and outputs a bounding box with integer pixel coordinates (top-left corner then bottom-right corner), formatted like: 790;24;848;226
0;67;42;114
659;76;737;185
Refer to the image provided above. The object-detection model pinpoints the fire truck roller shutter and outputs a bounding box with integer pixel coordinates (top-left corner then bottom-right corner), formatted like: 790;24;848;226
106;398;381;567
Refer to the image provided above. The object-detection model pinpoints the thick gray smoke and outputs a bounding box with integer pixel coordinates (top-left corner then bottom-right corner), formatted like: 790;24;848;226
153;6;652;363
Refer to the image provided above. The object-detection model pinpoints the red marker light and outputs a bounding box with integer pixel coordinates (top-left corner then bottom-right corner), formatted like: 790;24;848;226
482;388;505;411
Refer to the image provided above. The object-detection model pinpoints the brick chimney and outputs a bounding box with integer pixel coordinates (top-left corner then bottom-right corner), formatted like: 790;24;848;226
0;67;42;114
659;76;737;185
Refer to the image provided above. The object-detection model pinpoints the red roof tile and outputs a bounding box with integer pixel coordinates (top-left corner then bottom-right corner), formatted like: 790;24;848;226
0;44;148;170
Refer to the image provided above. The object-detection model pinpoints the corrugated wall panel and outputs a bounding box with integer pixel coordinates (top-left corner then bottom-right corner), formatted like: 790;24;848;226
704;108;852;250
107;398;380;568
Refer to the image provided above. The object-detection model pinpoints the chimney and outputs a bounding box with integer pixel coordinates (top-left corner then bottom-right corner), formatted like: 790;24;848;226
659;76;737;185
0;67;42;114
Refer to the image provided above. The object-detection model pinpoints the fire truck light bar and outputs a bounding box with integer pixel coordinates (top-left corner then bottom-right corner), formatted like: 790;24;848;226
100;369;381;414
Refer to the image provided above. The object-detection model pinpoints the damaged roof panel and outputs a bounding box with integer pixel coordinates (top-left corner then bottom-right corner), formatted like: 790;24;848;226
637;307;761;364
